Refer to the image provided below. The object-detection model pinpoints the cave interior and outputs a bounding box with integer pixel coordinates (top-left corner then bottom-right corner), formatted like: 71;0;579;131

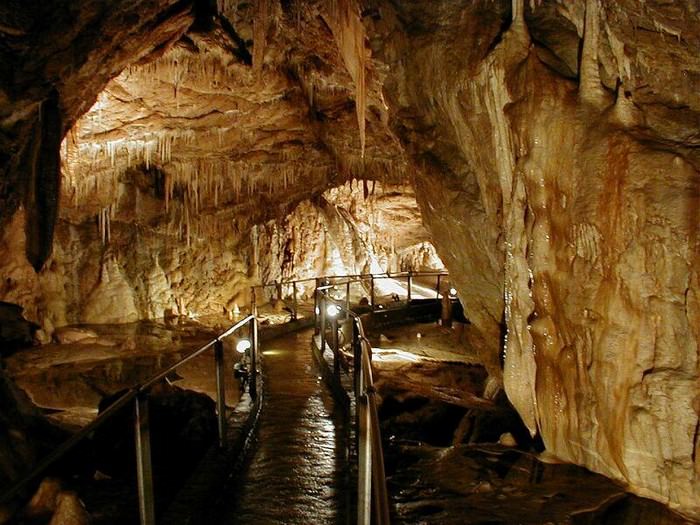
0;0;699;523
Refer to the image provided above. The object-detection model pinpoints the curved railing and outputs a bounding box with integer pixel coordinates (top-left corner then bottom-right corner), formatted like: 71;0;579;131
315;286;391;525
0;315;260;525
251;270;451;321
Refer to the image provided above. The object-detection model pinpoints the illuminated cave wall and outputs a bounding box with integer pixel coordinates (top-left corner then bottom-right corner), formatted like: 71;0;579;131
258;180;442;286
0;0;699;519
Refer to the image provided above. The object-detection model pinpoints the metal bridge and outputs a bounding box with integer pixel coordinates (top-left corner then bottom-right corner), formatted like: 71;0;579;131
1;271;453;525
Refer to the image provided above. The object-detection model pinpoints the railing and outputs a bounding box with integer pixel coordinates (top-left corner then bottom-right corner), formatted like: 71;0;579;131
251;270;450;322
0;314;260;525
316;286;391;525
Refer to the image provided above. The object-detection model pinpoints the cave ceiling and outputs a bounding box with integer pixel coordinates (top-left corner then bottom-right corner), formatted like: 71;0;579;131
2;1;700;519
2;0;700;267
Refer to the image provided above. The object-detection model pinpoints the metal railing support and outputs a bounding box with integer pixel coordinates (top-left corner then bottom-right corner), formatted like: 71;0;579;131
370;276;375;308
352;320;361;396
357;394;372;525
214;339;226;448
134;393;156;525
250;316;258;399
292;282;298;320
345;281;351;318
407;271;412;303
332;315;339;379
436;274;441;299
369;391;391;525
314;278;321;334
320;294;327;354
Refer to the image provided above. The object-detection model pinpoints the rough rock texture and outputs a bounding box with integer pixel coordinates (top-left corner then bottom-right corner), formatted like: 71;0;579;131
0;0;699;519
258;180;440;288
367;0;700;518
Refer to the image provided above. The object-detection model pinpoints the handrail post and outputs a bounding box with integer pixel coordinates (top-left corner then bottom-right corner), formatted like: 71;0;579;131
251;286;258;316
357;393;372;525
134;393;156;525
370;276;375;309
320;294;327;354
292;282;298;321
250;317;258;398
436;274;441;299
332;315;339;380
314;279;321;335
369;393;391;525
214;339;226;448
345;281;351;319
352;320;361;396
407;271;412;303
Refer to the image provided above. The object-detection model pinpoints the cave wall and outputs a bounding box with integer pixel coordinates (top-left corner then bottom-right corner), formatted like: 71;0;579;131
0;0;198;270
0;0;699;519
258;180;440;288
0;176;434;335
368;0;700;518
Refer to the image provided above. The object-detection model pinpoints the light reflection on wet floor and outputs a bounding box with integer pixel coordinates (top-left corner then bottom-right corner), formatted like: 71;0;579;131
217;329;350;524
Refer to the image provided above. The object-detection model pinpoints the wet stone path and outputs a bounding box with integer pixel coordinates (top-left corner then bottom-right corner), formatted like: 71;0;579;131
217;328;350;524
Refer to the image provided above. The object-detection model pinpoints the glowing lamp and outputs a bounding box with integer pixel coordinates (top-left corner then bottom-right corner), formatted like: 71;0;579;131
236;339;252;353
326;304;341;318
449;287;457;297
315;306;320;315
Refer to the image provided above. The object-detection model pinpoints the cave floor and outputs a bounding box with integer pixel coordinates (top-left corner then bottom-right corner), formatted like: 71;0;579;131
5;319;696;524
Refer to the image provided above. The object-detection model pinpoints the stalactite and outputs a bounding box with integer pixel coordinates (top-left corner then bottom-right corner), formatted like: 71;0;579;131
253;0;272;77
579;0;608;108
326;0;367;158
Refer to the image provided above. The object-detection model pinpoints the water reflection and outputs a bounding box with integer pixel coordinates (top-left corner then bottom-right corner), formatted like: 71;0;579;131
386;442;693;524
216;329;350;524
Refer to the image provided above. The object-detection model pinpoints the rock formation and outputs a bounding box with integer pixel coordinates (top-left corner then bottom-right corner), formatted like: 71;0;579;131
0;0;698;519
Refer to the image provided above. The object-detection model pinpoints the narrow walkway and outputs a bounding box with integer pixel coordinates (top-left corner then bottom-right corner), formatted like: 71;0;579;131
217;328;350;524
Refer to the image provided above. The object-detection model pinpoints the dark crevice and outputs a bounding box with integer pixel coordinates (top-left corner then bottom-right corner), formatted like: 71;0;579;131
484;6;514;55
217;14;253;65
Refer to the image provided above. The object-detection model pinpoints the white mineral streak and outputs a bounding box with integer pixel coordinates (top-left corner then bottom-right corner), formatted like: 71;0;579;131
579;0;607;108
325;0;367;157
253;0;272;76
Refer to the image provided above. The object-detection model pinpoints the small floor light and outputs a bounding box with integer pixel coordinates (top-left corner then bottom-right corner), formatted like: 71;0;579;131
236;339;252;353
449;287;457;297
326;303;340;318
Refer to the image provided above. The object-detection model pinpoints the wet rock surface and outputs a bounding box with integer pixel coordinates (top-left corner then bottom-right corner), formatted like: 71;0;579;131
375;324;695;524
386;443;694;525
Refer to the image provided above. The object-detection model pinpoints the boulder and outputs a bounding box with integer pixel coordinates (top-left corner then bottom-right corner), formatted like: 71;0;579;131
91;383;216;479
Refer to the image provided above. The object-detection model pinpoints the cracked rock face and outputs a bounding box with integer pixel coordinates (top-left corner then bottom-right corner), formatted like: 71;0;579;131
0;0;699;519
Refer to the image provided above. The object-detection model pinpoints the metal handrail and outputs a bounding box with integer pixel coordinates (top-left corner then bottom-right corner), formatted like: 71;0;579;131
1;314;260;525
317;292;391;525
252;270;450;323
